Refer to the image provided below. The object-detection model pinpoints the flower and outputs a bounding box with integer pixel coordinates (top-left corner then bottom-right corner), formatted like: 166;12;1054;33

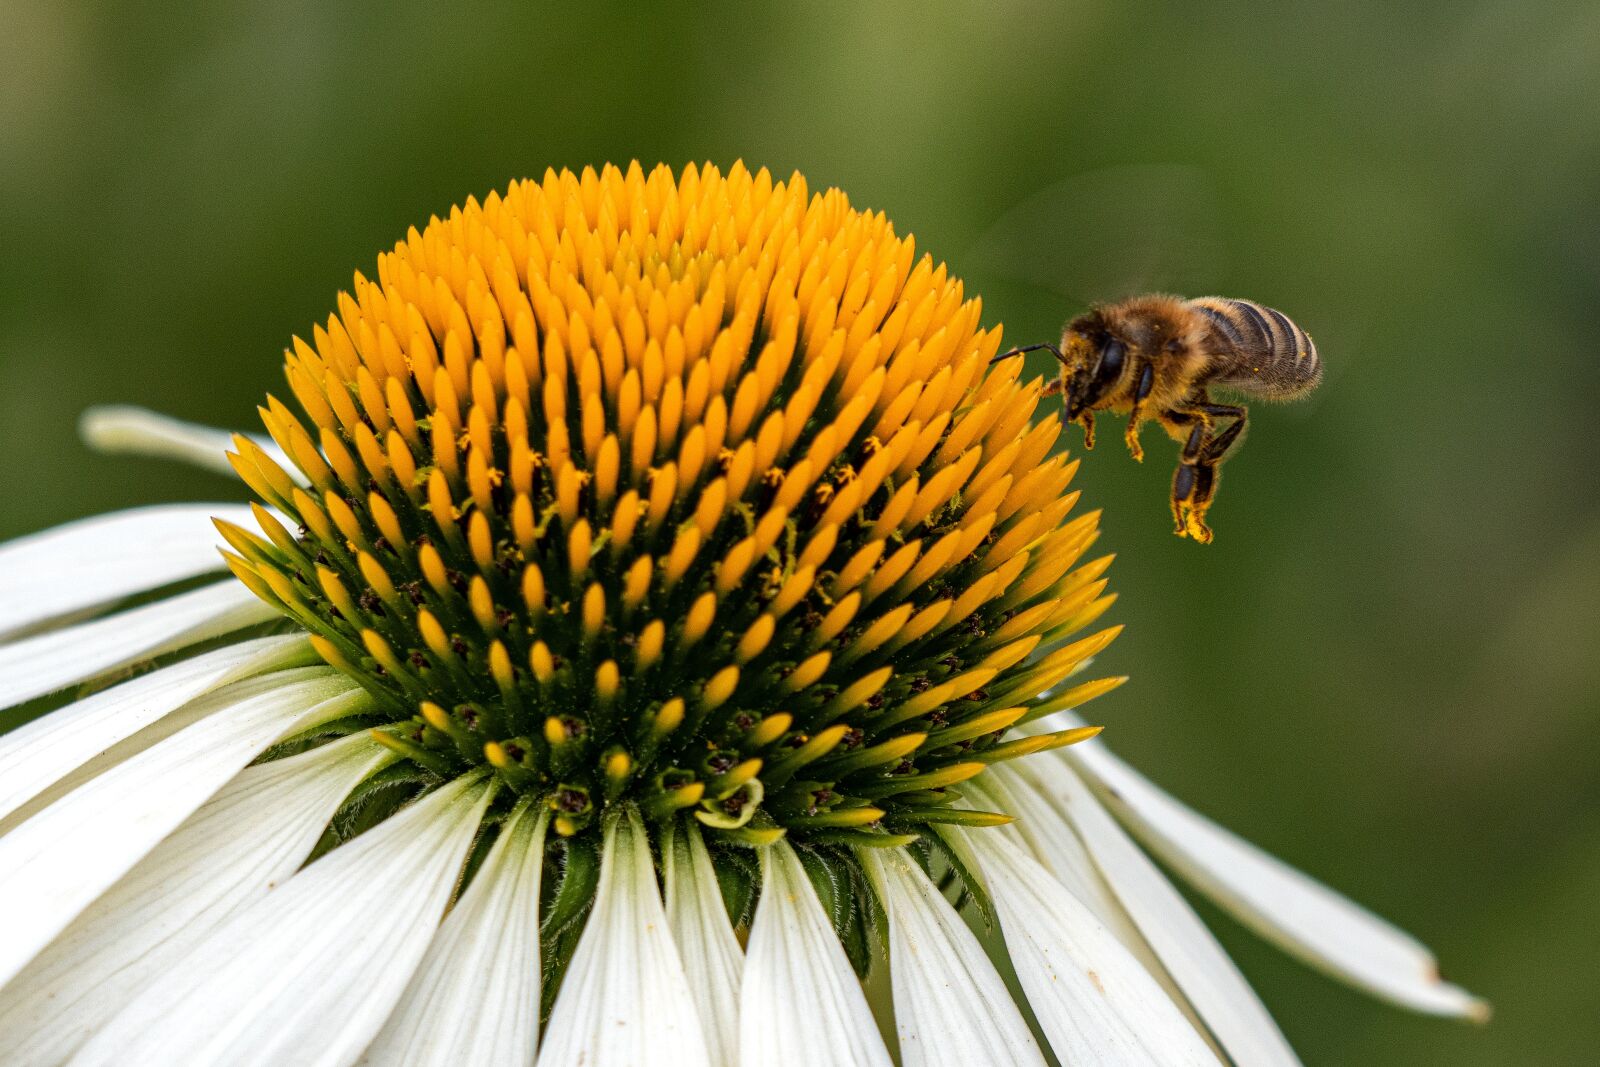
0;162;1482;1066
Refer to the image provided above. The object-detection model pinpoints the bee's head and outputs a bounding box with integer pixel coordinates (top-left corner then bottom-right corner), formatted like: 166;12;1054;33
1058;312;1128;418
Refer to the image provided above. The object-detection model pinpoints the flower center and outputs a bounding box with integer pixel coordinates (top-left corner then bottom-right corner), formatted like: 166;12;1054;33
221;162;1118;844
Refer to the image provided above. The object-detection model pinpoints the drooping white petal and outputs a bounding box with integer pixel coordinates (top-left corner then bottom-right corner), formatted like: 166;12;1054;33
859;848;1045;1067
362;799;549;1067
973;770;1222;1051
0;504;252;639
79;404;292;478
0;634;314;825
0;732;394;1067
945;823;1221;1067
69;772;494;1067
1057;733;1489;1019
663;820;744;1067
0;580;280;711
740;841;893;1067
970;772;1166;965
0;667;361;990
973;779;1163;1012
1008;759;1302;1066
538;810;711;1067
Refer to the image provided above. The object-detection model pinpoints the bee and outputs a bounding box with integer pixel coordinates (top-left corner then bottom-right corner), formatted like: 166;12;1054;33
995;295;1322;543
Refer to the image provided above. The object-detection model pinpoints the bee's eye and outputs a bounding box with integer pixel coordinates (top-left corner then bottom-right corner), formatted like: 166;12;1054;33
1096;339;1125;383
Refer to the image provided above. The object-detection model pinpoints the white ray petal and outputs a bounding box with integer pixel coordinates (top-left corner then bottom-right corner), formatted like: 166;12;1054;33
975;769;1213;1052
0;634;315;825
970;772;1166;965
1060;732;1489;1019
0;732;394;1067
0;667;360;990
69;772;494;1067
0;580;281;711
79;404;292;478
859;848;1045;1067
1009;759;1302;1066
0;504;252;640
362;799;549;1067
740;841;893;1067
538;810;711;1067
945;823;1221;1067
663;820;743;1067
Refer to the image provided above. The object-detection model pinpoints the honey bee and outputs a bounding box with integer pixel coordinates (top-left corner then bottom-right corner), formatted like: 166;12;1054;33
995;294;1322;543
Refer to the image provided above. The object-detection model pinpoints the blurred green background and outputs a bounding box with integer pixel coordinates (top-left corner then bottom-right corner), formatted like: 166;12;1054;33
2;2;1595;1062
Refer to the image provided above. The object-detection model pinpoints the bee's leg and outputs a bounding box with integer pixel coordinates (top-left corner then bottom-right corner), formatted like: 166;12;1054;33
1170;422;1208;538
1166;393;1242;432
1198;408;1247;464
1122;361;1156;461
1172;468;1217;541
1173;407;1248;543
1041;375;1097;447
1195;402;1246;438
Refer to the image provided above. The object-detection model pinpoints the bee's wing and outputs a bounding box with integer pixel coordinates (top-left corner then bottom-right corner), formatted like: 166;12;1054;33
963;164;1230;307
1207;361;1320;400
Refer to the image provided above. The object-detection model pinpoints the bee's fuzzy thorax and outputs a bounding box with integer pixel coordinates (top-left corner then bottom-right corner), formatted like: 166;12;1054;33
1060;295;1209;419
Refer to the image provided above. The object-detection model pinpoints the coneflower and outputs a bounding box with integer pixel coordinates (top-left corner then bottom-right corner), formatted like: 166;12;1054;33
0;162;1482;1066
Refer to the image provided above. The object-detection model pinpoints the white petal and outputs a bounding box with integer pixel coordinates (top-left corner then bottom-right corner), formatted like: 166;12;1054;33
0;580;281;711
0;504;252;640
663;821;743;1067
0;634;315;825
859;848;1045;1067
976;768;1214;1052
946;823;1220;1066
69;772;494;1067
740;841;893;1067
970;771;1165;965
0;667;361;990
362;799;549;1067
1062;733;1489;1019
1010;759;1302;1066
538;810;711;1067
79;404;292;478
0;732;394;1067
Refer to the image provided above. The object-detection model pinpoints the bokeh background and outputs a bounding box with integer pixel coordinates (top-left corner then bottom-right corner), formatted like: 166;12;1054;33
3;2;1596;1062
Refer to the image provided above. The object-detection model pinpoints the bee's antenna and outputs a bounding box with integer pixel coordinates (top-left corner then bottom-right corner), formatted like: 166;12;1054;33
991;343;1067;366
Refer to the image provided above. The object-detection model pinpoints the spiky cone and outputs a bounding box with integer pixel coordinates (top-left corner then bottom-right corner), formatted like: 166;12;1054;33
221;162;1117;850
0;163;1485;1067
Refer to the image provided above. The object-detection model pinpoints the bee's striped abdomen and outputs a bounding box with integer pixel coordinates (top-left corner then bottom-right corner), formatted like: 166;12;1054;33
1189;296;1322;399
